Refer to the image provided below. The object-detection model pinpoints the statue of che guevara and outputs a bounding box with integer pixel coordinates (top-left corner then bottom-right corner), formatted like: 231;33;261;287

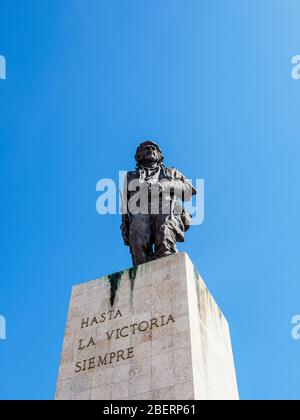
121;141;196;266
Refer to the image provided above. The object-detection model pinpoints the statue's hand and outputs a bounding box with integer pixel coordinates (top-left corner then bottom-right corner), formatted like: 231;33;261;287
123;237;130;246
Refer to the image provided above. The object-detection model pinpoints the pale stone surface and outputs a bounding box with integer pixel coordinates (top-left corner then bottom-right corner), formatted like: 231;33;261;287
56;253;239;400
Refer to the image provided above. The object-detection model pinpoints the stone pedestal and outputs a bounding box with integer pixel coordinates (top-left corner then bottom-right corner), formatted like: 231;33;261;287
56;253;239;400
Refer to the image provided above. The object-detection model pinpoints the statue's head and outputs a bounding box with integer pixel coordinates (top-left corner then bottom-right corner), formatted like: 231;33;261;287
135;141;164;167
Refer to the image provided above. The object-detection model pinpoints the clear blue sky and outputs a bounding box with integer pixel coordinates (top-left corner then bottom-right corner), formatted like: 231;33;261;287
0;0;300;400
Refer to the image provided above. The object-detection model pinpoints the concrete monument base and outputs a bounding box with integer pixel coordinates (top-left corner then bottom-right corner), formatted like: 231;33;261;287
56;253;239;400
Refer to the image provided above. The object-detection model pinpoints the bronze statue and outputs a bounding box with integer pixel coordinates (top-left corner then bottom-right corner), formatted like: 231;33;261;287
121;141;196;265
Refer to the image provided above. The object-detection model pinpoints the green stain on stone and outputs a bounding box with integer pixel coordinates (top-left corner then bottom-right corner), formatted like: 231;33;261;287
128;266;138;292
194;267;200;282
128;265;138;306
107;270;124;306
